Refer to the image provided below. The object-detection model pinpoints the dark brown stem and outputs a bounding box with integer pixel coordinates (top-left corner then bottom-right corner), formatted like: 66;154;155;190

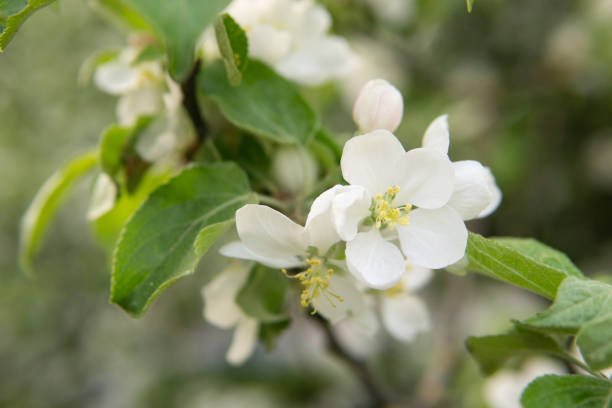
181;59;208;161
311;314;390;407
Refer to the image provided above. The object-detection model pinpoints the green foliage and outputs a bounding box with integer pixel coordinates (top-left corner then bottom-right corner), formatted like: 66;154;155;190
237;265;289;323
466;0;474;13
110;163;257;316
199;59;318;145
526;277;612;370
90;0;149;30
0;0;56;51
19;150;98;273
214;13;248;86
193;219;234;258
520;375;612;408
127;0;230;81
466;326;567;375
466;233;583;299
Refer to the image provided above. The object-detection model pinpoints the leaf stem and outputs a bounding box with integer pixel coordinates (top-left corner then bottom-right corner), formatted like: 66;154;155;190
181;59;208;161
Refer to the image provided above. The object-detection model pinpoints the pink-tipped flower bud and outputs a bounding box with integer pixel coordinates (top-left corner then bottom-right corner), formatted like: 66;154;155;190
352;79;404;133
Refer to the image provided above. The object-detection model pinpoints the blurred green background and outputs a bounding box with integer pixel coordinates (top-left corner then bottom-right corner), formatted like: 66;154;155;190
2;0;612;406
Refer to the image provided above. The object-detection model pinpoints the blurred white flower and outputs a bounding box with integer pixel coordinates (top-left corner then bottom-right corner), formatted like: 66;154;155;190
201;262;259;365
87;173;117;220
339;130;465;289
421;114;502;219
209;0;358;86
364;0;414;26
483;357;566;408
353;79;404;134
271;146;318;196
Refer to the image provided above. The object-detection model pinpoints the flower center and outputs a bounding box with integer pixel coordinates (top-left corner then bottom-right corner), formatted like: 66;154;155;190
372;186;411;229
282;257;344;312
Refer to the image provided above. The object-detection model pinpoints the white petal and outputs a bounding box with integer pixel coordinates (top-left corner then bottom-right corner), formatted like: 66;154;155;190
219;241;303;269
352;78;404;133
447;160;493;220
478;166;502;218
402;263;433;292
94;59;140;95
422;114;449;154
346;229;405;290
313;274;366;325
341;130;405;196
87;173;116;220
394;148;454;209
117;87;164;126
201;263;250;329
236;204;308;263
397;206;467;269
248;25;292;65
226;315;259;366
305;186;343;253
382;294;430;342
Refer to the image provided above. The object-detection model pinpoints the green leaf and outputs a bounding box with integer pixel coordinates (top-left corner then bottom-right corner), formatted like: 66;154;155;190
194;219;234;257
90;0;150;31
466;0;474;13
111;162;256;316
521;375;612;408
466;233;582;299
77;48;120;86
259;320;291;351
19;150;98;273
214;13;248;86
127;0;230;80
236;265;288;323
525;277;612;370
0;0;56;51
200;59;318;145
466;326;567;375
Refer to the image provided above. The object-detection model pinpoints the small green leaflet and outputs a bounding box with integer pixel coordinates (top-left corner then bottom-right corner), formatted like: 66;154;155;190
236;264;289;323
111;162;257;317
525;277;612;370
200;60;318;145
521;375;612;408
0;0;56;51
214;13;248;86
19;150;98;273
127;0;230;81
90;0;150;31
466;233;583;299
466;0;474;13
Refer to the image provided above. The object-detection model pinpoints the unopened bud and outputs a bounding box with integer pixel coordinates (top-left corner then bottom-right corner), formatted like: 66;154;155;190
271;146;318;196
352;79;403;133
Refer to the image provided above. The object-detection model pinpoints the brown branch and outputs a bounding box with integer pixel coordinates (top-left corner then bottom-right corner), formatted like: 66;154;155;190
181;59;208;161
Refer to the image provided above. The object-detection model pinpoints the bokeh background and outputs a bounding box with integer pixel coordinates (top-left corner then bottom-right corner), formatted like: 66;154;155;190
2;0;612;406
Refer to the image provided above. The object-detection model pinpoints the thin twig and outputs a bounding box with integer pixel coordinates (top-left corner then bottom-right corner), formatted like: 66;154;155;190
310;314;390;407
181;59;208;161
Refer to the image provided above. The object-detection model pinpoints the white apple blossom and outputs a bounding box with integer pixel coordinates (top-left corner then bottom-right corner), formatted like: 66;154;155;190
201;262;259;365
338;129;467;289
271;146;318;196
220;199;368;323
206;0;357;86
421;114;502;220
353;79;404;134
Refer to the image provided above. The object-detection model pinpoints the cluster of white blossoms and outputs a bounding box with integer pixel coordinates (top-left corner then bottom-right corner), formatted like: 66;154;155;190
202;0;357;86
203;78;501;364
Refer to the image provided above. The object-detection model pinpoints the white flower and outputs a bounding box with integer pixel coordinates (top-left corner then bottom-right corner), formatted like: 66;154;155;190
421;114;502;220
339;129;467;289
483;357;565;408
271;146;318;196
380;264;432;342
353;79;404;133
201;262;259;365
222;0;357;86
87;173;117;220
220;201;367;322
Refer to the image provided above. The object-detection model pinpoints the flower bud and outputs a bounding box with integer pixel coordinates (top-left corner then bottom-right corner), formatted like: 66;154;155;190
271;146;318;196
352;79;404;133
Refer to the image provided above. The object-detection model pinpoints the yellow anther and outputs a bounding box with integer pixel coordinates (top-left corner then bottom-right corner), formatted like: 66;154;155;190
282;269;288;275
281;257;343;312
328;269;334;275
375;194;383;200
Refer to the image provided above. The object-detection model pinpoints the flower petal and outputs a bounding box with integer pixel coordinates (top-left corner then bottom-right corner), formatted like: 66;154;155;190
422;114;449;154
447;160;493;220
94;59;141;95
226;315;259;366
313;274;365;324
382;294;430;342
397;206;468;269
236;204;308;262
394;148;454;209
219;242;304;269
402;263;433;292
201;263;250;329
346;229;405;290
478;166;502;218
341;130;405;196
